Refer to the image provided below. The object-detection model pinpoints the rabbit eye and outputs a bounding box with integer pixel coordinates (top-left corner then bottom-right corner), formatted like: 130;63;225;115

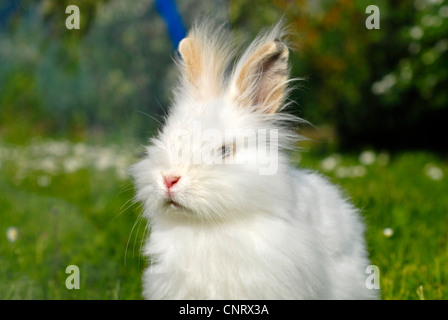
220;144;232;158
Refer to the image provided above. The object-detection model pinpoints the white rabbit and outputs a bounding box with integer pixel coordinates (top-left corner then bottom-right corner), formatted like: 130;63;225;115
131;21;379;300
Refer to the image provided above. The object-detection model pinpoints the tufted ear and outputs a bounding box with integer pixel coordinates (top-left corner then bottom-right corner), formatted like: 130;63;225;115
229;27;290;113
178;37;203;89
177;24;232;101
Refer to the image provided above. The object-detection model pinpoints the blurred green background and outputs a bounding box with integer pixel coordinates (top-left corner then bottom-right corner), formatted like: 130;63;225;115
0;0;447;299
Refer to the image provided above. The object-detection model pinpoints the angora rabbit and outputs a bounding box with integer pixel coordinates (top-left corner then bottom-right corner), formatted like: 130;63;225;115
131;21;378;300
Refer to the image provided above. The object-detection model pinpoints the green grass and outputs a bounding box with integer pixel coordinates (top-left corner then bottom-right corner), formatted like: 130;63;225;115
0;140;145;299
0;140;447;299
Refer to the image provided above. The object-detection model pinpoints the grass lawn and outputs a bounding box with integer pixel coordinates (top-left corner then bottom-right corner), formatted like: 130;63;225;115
0;139;447;299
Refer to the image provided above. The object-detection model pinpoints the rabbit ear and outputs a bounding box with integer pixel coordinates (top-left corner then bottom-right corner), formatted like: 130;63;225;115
177;24;232;101
178;37;204;89
229;25;289;113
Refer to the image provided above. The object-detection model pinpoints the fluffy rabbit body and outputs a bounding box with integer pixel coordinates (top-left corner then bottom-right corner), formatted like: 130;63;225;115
131;22;378;299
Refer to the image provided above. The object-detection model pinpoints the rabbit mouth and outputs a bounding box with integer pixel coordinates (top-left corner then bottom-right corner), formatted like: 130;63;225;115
164;199;183;209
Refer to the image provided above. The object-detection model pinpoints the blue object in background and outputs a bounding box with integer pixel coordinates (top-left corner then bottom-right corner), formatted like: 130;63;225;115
0;0;20;27
155;0;186;49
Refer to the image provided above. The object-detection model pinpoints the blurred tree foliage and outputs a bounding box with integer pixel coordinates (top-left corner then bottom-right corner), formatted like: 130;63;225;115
0;0;229;144
0;0;172;143
231;0;448;151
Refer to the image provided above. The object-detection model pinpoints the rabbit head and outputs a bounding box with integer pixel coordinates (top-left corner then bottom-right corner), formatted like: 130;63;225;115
131;22;301;223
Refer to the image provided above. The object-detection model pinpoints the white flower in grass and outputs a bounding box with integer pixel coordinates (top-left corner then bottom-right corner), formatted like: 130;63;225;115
359;150;376;166
63;158;84;173
335;165;367;179
351;165;367;177
45;140;70;157
37;175;51;187
335;166;349;178
6;227;19;243
39;157;58;174
383;228;394;238
424;164;443;181
321;154;340;172
73;143;87;156
95;149;116;171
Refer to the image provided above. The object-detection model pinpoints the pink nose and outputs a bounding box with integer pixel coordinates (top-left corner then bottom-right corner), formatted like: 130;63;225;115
163;175;181;189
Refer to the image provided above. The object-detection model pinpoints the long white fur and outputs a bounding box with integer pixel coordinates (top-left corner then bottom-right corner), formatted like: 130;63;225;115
130;21;379;300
